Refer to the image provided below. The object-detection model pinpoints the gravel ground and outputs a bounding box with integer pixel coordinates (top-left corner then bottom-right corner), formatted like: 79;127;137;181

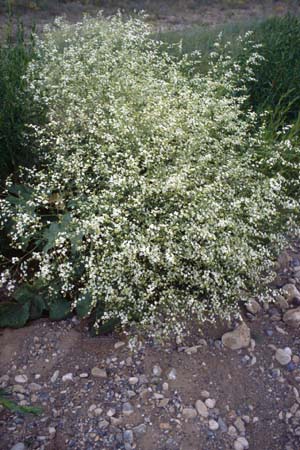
2;245;300;450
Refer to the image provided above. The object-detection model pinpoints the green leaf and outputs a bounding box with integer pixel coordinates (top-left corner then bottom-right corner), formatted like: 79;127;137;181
0;302;30;328
76;292;92;318
43;222;60;253
14;285;34;304
95;318;120;335
0;396;42;415
14;285;45;320
30;295;45;320
49;297;71;320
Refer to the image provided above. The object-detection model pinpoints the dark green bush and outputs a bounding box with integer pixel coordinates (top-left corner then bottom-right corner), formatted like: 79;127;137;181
0;19;36;186
247;14;300;122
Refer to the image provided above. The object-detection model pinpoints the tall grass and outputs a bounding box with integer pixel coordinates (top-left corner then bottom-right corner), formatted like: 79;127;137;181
157;15;300;129
0;17;36;186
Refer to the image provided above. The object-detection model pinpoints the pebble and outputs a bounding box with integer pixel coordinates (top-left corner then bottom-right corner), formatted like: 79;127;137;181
228;425;238;437
123;430;133;444
167;368;177;380
208;419;219;431
91;367;107;378
205;398;216;409
12;385;26;394
28;383;41;392
133;423;147;436
195;399;209;418
10;444;26;450
114;341;125;349
152;365;162;377
128;377;139;385
14;375;28;384
234;436;249;450
275;348;292;366
201;390;210;398
222;323;251;350
122;402;134;416
245;298;261;315
283;307;300;328
218;417;228;432
62;373;73;382
234;417;245;434
79;373;89;378
182;408;197;419
50;370;59;383
282;284;300;303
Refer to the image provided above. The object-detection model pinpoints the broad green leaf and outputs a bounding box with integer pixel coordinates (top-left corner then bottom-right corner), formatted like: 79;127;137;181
30;295;46;320
0;302;30;328
49;297;71;320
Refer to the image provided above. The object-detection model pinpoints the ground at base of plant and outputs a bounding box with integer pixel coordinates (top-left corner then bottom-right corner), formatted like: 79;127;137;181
1;244;300;450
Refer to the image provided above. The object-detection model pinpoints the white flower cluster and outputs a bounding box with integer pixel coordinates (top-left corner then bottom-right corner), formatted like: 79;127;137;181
1;14;299;337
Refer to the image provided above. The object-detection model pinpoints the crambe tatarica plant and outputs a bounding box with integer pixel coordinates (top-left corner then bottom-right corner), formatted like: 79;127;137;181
0;13;299;337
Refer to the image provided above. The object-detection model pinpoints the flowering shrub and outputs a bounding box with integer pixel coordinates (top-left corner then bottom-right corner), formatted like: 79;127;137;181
0;14;299;336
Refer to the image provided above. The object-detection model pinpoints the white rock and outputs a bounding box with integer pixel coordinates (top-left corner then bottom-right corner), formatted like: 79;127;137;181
282;284;300;303
205;398;216;409
275;348;292;366
122;402;134;416
208;419;219;431
182;408;197;419
222;323;251;350
228;425;238;437
234;417;245;434
91;367;107;378
283;307;300;328
234;437;249;450
201;390;210;398
10;443;26;450
114;341;125;349
28;383;41;392
128;377;139;385
152;365;162;377
12;385;26;394
51;370;59;383
14;375;28;384
62;373;73;382
195;399;208;418
79;373;89;378
48;427;56;435
245;298;261;315
167;368;177;380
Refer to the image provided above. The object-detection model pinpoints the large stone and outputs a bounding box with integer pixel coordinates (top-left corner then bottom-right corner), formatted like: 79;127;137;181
208;419;219;431
221;323;251;350
245;298;261;315
91;367;107;378
283;307;300;328
234;437;249;450
182;408;197;419
282;284;300;303
195;399;208;418
10;444;26;450
275;348;292;366
14;375;28;384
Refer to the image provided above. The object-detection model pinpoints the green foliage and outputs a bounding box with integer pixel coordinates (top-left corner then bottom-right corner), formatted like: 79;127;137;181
1;14;300;337
0;16;37;185
158;15;300;127
246;15;300;122
0;389;42;415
